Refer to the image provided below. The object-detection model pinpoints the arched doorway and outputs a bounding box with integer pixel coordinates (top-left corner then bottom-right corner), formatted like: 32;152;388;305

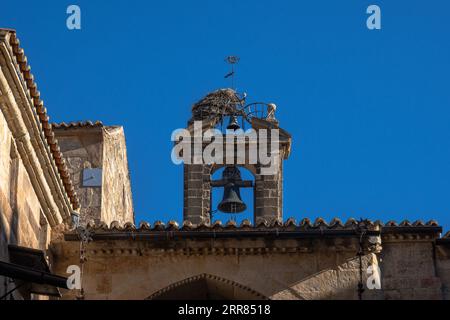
146;274;268;300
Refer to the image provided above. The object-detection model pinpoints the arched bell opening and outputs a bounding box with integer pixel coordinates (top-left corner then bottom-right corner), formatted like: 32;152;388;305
215;115;251;132
210;165;255;224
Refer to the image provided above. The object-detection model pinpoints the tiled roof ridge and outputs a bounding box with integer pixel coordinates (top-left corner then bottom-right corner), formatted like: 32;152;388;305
80;218;443;232
5;30;79;209
52;121;104;129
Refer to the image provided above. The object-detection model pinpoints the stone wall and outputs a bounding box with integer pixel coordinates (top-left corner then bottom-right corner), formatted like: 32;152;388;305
381;241;442;299
52;237;378;300
0;104;50;299
0;109;14;290
54;126;134;225
379;239;442;299
183;164;212;224
101;127;134;224
50;229;449;300
54;128;103;225
254;164;283;224
436;242;450;299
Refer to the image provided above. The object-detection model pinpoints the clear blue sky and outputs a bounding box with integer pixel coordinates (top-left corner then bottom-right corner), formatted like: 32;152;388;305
2;1;450;232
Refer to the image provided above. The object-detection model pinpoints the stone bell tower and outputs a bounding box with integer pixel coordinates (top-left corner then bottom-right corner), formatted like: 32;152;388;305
178;88;291;225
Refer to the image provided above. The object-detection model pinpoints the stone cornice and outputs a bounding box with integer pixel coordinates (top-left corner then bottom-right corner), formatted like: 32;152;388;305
0;29;79;210
0;29;75;225
60;218;444;252
57;233;371;257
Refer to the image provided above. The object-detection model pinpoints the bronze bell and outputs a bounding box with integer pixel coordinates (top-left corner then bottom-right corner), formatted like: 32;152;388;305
227;115;240;130
217;166;247;213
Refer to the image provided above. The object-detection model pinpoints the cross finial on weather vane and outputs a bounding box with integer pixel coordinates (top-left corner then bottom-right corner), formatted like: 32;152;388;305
224;56;240;90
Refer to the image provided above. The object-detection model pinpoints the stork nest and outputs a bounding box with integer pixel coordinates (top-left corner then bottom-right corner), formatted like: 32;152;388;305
191;88;245;124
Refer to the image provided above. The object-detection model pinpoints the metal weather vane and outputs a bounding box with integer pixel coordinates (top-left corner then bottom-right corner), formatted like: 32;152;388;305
224;56;240;89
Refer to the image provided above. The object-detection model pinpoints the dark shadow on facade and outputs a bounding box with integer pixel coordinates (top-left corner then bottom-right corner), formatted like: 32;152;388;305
146;273;268;300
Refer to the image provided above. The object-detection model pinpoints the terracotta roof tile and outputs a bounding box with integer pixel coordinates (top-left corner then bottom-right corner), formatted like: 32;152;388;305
52;121;103;129
64;218;446;243
76;218;442;233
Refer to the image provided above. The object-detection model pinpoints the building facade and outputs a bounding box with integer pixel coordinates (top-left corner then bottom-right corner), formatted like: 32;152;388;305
0;29;449;300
